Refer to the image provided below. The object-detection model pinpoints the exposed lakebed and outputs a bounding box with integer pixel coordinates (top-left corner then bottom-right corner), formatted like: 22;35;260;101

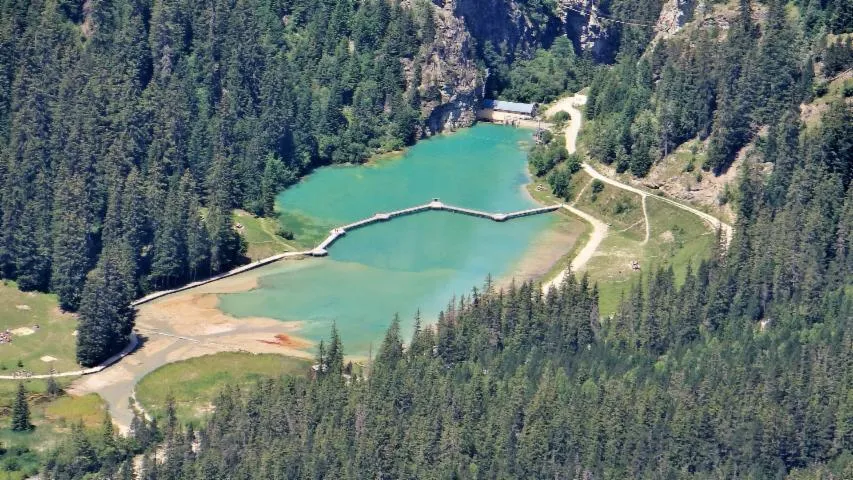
217;124;574;354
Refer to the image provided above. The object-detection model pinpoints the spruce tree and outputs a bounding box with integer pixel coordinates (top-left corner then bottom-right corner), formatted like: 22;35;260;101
76;247;136;367
51;173;95;311
149;181;188;289
11;382;31;431
327;323;344;377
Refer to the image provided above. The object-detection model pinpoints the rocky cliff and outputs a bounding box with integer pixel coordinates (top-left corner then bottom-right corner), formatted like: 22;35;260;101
407;0;613;135
654;0;696;38
407;0;696;134
450;0;618;61
450;0;562;58
415;1;484;134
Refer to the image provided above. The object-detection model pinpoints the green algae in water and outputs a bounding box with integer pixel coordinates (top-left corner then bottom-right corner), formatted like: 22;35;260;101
217;124;557;355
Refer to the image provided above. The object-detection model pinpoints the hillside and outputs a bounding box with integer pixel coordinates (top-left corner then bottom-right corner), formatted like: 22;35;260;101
0;0;674;366
0;0;851;477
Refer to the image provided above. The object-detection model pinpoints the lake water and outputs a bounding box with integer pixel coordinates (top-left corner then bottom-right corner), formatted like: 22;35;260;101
218;124;560;355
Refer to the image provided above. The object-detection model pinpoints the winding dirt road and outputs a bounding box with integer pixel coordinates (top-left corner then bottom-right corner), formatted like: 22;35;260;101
542;93;732;292
546;95;586;155
580;162;732;243
542;204;608;292
73;91;734;429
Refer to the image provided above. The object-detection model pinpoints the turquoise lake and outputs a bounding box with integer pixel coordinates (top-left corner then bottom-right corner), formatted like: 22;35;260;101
217;124;562;355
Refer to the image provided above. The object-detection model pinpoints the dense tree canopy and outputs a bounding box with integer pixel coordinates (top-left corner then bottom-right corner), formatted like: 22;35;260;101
0;0;438;363
585;0;852;177
2;0;852;475
41;94;853;477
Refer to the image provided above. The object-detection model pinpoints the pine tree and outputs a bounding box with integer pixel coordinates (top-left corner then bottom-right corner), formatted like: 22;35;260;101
121;167;150;283
51;173;95;311
76;247;136;367
68;420;100;474
165;393;178;439
185;207;210;281
100;409;120;474
327;323;344;377
13;171;53;291
10;382;31;431
260;154;285;216
377;314;403;369
149;182;188;289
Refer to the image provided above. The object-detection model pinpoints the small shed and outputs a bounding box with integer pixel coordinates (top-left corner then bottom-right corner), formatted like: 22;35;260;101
481;99;537;118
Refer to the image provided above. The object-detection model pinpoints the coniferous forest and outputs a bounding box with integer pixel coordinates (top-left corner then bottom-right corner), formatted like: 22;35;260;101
42;97;853;477
584;0;851;176
0;0;852;476
0;0;434;365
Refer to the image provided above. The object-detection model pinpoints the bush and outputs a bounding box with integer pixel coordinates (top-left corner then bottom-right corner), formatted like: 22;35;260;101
591;179;604;193
551;110;570;123
547;166;573;201
612;197;634;215
529;137;568;176
276;228;295;240
565;152;581;174
717;183;732;206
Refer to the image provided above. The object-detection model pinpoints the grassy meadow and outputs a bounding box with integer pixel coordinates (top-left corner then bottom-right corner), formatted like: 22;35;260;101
136;352;311;424
0;281;79;374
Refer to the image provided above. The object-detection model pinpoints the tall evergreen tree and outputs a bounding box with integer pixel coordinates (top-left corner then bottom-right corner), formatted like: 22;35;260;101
76;247;136;367
10;382;31;431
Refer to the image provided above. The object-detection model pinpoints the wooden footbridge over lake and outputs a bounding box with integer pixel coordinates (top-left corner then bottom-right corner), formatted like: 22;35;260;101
309;199;560;256
132;199;560;306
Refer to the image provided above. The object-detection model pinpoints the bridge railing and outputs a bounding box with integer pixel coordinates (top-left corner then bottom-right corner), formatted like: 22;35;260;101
134;199;563;304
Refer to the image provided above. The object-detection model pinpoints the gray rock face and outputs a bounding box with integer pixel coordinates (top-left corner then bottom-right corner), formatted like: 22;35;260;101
655;0;696;37
404;0;620;135
451;0;561;57
410;0;483;135
407;0;684;134
450;0;617;61
557;0;612;58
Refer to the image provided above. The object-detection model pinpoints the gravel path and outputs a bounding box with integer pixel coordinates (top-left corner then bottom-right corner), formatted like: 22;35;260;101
541;93;732;292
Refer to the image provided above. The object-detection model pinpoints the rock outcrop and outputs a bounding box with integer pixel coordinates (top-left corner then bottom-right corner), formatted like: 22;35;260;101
451;0;618;61
402;0;483;135
557;0;612;58
451;0;561;58
654;0;696;38
406;0;698;135
419;1;483;134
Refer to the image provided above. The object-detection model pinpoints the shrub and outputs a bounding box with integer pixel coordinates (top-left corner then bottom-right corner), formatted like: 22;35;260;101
547;166;573;201
551;110;570;123
717;183;732;206
612;197;634;215
276;228;295;240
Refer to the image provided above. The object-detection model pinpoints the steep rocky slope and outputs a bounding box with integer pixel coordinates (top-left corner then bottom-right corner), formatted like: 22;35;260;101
417;0;698;127
448;0;677;61
413;1;484;133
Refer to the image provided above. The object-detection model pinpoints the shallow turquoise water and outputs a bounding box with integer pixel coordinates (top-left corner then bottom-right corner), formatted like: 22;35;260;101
218;124;557;355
